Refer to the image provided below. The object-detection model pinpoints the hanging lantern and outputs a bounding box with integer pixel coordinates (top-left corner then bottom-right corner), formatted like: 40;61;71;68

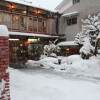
7;3;16;10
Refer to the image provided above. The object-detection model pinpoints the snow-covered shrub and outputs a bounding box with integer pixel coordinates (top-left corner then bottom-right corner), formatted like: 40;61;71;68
75;32;85;45
43;41;60;57
75;13;100;45
80;37;95;59
75;13;100;59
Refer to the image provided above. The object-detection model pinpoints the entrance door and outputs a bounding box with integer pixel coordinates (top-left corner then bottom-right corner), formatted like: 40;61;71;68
9;39;28;68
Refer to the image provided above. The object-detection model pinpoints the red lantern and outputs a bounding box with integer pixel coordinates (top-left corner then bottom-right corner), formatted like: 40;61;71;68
7;3;16;10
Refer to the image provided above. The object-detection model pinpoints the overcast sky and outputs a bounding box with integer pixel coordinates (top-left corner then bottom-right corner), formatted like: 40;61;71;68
28;0;63;11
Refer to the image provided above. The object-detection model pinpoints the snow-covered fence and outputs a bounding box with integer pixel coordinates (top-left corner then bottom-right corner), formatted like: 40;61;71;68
0;25;10;100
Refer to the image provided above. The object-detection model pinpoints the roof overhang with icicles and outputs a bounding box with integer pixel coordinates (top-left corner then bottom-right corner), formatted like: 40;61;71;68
5;0;56;12
62;11;79;17
9;31;59;38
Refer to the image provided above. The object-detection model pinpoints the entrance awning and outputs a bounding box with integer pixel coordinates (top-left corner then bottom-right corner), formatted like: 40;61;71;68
9;31;59;38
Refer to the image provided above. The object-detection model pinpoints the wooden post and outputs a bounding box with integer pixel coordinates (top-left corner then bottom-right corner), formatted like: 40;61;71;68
0;25;10;100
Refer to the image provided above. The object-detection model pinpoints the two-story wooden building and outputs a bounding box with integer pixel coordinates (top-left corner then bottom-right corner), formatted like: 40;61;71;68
0;0;59;67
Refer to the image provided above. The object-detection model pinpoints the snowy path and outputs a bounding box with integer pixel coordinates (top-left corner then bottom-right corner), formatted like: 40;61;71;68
10;68;100;100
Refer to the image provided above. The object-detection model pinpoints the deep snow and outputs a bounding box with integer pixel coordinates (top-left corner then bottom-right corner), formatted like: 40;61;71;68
26;55;100;78
10;68;100;100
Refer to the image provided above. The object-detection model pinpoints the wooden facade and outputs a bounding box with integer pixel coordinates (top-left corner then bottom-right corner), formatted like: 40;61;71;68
0;0;59;68
0;0;57;35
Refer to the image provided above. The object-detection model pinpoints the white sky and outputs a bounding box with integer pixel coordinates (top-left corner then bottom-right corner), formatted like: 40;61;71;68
25;0;63;11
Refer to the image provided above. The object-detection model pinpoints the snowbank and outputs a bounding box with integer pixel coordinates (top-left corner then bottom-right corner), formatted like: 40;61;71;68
57;41;78;46
25;60;41;68
26;55;100;78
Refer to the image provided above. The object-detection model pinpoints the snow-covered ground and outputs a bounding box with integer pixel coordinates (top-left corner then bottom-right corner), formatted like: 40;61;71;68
10;68;100;100
26;55;100;78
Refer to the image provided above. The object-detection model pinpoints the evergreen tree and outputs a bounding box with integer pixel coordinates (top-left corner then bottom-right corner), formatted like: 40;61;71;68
75;13;100;59
75;13;100;46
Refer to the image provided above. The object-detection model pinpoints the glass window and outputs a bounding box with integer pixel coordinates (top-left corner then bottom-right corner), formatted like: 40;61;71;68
0;12;4;24
27;17;33;32
20;16;27;31
66;16;77;26
33;17;38;32
43;19;47;32
0;12;12;29
38;18;43;32
12;15;20;30
3;13;12;29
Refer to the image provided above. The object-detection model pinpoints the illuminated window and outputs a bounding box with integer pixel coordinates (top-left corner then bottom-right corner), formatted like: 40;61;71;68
12;15;20;30
20;16;27;31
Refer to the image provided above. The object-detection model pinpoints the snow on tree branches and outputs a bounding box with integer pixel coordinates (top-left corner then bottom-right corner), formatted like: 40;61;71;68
80;37;95;59
75;13;100;59
75;13;100;45
43;40;60;57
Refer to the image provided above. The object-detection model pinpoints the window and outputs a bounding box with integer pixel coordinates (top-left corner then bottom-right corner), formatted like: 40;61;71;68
66;16;77;26
33;17;38;32
38;18;43;32
0;13;12;29
73;0;80;4
27;17;33;32
12;15;20;30
43;19;47;32
20;16;27;31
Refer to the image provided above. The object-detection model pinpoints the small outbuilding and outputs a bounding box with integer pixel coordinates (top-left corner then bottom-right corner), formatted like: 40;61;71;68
57;41;81;56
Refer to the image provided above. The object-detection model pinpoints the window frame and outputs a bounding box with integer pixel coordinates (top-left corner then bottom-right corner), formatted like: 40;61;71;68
73;0;80;4
66;15;78;26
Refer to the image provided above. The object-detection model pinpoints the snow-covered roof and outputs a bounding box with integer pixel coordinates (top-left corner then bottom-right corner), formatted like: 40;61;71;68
62;11;79;17
0;25;9;36
5;0;56;12
57;41;78;46
9;31;59;38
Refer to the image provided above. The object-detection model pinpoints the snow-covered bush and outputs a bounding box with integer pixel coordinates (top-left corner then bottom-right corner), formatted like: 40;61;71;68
75;32;85;45
80;37;95;59
75;13;100;59
75;13;100;46
43;41;60;57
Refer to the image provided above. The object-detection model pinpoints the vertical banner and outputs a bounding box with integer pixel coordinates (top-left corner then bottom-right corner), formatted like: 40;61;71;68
0;25;10;100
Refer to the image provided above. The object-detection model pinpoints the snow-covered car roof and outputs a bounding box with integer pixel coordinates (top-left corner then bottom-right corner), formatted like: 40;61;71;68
57;41;78;46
